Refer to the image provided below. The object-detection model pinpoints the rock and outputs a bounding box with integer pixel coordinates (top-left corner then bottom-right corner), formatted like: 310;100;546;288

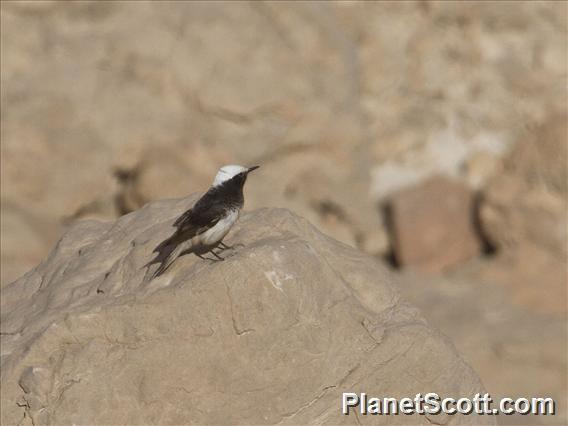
480;176;566;256
385;176;482;273
3;1;566;281
475;244;567;315
479;113;567;258
0;200;490;425
463;151;503;189
476;113;567;314
396;267;568;426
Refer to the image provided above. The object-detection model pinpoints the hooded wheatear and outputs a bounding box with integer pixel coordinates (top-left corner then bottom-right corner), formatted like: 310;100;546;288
150;164;259;278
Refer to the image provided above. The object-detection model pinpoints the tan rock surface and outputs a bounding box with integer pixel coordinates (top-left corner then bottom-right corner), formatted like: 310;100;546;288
478;112;567;314
480;113;567;258
397;266;567;426
1;201;490;425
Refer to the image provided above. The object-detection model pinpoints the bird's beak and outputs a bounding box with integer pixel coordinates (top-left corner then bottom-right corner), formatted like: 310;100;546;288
247;165;260;173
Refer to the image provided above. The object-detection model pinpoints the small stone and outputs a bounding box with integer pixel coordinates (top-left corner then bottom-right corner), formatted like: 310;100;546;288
386;175;482;272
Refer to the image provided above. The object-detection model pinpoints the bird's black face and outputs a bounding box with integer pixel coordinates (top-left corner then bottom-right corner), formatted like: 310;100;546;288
237;172;247;185
239;166;260;186
229;171;248;188
225;166;259;189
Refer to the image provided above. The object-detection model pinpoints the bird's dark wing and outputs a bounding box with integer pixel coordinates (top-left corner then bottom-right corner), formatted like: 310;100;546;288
177;187;229;230
173;207;193;228
156;189;226;250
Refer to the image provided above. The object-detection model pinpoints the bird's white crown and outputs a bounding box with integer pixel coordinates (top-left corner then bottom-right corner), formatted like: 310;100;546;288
212;165;249;186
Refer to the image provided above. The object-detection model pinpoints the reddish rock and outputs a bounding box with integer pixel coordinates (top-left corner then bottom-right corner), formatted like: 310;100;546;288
386;175;482;272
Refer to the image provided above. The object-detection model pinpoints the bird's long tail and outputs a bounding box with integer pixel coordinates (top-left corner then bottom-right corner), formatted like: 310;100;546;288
151;243;186;279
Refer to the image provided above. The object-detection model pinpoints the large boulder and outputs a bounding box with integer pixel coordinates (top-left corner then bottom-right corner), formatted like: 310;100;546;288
1;198;491;425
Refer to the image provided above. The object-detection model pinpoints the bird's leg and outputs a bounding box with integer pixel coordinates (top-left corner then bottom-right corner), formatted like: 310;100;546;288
210;245;226;255
219;241;244;251
216;242;239;252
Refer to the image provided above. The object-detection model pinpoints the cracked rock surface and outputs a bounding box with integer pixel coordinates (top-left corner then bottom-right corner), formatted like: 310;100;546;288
1;198;491;425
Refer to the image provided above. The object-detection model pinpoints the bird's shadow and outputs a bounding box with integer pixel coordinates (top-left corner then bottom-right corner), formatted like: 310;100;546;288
144;239;242;280
143;245;215;274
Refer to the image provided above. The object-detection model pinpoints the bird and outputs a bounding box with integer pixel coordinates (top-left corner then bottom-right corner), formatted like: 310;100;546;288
148;165;259;279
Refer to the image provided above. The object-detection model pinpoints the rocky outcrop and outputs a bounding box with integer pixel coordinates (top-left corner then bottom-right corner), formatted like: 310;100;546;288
478;113;567;314
1;200;490;425
480;113;567;257
2;1;566;285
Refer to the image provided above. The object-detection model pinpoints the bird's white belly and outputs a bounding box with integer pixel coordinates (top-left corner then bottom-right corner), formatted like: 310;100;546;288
199;209;240;246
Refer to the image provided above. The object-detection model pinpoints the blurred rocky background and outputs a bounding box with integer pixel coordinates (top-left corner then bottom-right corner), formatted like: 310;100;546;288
1;1;566;424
